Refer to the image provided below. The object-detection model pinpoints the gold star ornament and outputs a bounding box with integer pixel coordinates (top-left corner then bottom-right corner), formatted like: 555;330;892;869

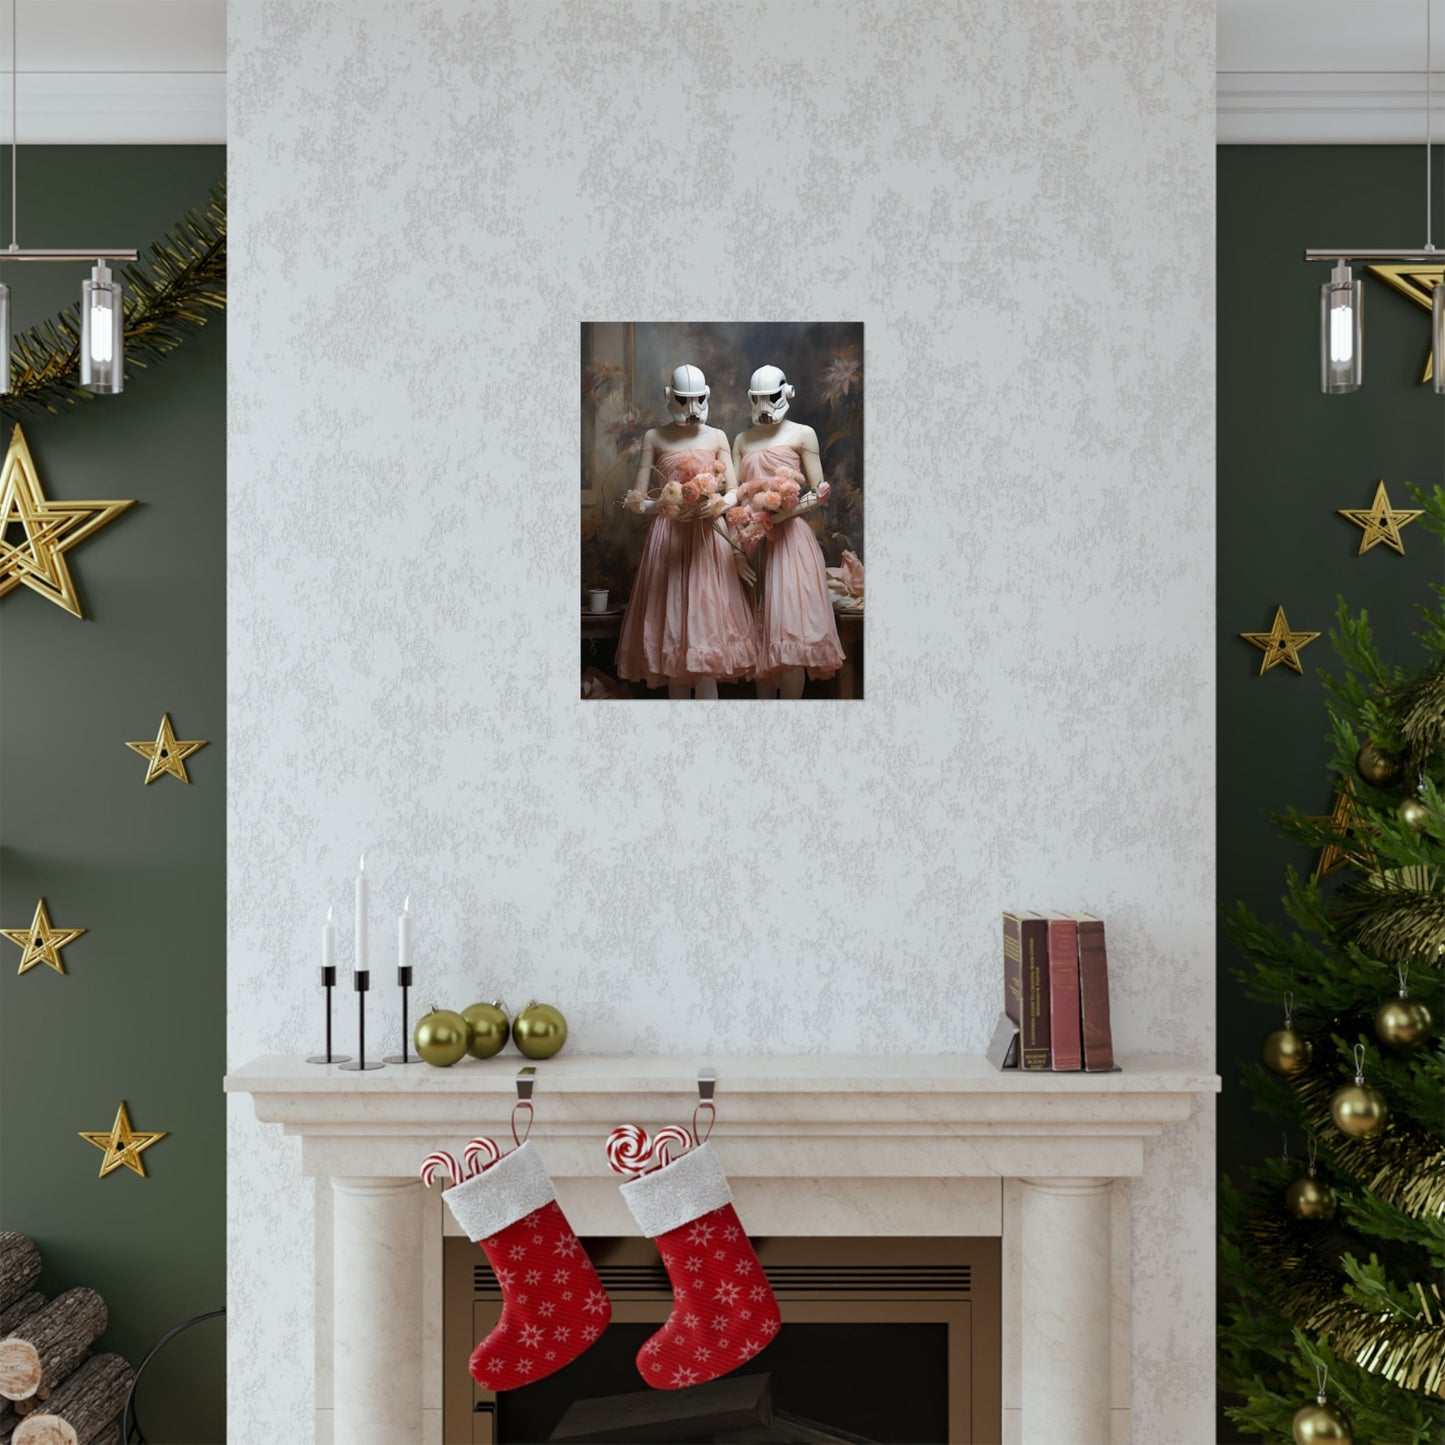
79;1101;167;1178
1367;263;1443;383
1311;778;1373;882
1338;480;1422;556
1240;605;1320;675
2;898;86;976
0;425;134;619
126;713;207;784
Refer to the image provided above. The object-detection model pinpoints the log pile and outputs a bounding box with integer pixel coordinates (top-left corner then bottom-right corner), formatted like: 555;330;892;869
0;1235;131;1445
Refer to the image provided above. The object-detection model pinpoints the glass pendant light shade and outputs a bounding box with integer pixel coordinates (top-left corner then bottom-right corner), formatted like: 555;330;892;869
1433;281;1445;395
80;260;124;395
0;281;10;395
1320;260;1362;394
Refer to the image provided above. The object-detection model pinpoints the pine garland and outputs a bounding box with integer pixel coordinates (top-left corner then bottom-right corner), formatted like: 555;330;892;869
1;185;225;417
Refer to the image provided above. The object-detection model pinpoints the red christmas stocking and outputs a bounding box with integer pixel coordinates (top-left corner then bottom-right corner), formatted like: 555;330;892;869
440;1142;612;1390
620;1142;781;1389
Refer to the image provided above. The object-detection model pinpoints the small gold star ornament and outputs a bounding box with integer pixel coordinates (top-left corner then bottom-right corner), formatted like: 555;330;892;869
1240;605;1320;675
126;713;207;784
2;898;86;976
1337;480;1422;556
1310;779;1373;882
79;1101;167;1178
0;424;134;618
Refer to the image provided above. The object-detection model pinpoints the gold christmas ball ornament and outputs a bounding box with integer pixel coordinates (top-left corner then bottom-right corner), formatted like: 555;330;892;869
512;1000;568;1059
1397;795;1432;833
1291;1402;1351;1443
462;1000;510;1059
1263;1026;1313;1076
1285;1174;1337;1220
1354;740;1400;787
413;1006;471;1067
1330;1081;1388;1138
1374;994;1433;1049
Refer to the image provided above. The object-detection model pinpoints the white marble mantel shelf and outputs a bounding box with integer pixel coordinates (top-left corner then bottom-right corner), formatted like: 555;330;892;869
227;1055;1218;1445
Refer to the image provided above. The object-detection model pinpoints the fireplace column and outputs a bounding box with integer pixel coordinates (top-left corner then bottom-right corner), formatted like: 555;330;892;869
332;1177;423;1445
1018;1177;1113;1444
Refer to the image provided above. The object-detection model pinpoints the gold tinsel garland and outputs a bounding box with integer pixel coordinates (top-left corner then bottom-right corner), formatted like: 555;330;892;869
1245;1211;1445;1396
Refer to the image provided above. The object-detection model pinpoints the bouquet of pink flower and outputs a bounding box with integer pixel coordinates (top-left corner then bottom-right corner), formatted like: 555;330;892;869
727;464;830;555
624;453;729;521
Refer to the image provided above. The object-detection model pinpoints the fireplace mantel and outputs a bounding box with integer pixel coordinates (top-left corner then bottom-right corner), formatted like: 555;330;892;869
226;1054;1217;1445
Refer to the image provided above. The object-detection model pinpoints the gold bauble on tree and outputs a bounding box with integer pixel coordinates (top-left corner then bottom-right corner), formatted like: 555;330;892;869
1374;967;1432;1049
413;1005;471;1067
1292;1401;1352;1443
1397;794;1431;833
513;1000;568;1059
1330;1045;1389;1137
1354;740;1400;787
462;1000;510;1059
1263;1026;1312;1076
1285;1174;1337;1220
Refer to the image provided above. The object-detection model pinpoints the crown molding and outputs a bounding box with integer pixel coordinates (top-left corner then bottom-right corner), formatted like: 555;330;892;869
1219;70;1445;144
0;73;224;144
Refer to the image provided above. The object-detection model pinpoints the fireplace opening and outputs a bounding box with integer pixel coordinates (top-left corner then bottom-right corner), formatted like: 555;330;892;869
443;1236;1000;1444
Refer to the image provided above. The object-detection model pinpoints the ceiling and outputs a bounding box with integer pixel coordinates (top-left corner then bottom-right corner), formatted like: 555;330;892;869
6;1;1444;145
1219;0;1445;142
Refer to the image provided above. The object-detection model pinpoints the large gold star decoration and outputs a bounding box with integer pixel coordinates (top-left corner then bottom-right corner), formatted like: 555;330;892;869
1311;778;1374;882
1366;263;1444;383
79;1101;167;1179
1240;605;1320;675
0;424;134;618
126;713;207;784
1338;480;1422;556
2;898;86;976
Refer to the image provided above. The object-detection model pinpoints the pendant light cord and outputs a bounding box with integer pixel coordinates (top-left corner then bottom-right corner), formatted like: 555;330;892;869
9;0;15;251
1429;0;1435;249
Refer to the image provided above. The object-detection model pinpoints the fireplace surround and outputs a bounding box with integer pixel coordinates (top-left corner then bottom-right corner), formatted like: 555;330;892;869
225;1053;1217;1445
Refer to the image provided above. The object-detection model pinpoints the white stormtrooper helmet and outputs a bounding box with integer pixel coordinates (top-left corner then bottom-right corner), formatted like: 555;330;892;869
748;365;795;425
665;363;710;425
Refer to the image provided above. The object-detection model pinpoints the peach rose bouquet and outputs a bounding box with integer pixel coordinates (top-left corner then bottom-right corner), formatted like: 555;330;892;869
623;453;729;521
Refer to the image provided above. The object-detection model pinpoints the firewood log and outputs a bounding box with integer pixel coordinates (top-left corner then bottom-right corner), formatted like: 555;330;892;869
0;1239;41;1314
0;1292;107;1402
10;1354;132;1445
0;1302;43;1343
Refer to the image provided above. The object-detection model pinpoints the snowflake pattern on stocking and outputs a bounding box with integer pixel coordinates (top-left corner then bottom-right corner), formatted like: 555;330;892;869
467;1200;611;1392
635;1201;780;1391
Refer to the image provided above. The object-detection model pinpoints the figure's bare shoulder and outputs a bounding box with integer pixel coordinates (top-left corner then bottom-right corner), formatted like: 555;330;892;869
792;423;820;454
641;427;661;448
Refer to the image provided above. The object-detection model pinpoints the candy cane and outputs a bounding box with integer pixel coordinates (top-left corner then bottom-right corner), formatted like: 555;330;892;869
419;1150;461;1189
606;1124;652;1177
650;1125;693;1169
463;1136;503;1177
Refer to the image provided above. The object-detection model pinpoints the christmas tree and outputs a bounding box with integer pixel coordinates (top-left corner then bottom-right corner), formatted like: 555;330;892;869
1218;489;1445;1444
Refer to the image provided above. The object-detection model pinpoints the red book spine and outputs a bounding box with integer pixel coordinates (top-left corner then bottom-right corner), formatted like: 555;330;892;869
1077;917;1115;1072
1046;916;1082;1071
1005;913;1050;1070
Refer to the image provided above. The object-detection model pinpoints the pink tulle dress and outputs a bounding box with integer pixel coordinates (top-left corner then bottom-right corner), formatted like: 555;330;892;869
742;445;844;681
615;448;756;688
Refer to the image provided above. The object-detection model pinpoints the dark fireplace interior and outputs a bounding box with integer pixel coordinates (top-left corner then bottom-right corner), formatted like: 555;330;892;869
443;1235;1000;1444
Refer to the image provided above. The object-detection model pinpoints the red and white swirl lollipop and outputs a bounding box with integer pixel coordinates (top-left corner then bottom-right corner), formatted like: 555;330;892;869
606;1124;652;1178
650;1125;693;1169
419;1150;462;1189
463;1136;503;1178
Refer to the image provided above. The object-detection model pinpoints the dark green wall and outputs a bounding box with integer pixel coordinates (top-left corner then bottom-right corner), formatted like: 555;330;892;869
0;147;225;1445
1217;145;1442;1178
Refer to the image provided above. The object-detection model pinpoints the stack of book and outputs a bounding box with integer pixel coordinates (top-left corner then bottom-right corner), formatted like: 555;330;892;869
994;912;1115;1071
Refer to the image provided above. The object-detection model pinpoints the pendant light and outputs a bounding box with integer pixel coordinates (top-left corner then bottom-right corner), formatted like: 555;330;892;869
1307;0;1442;395
0;0;135;397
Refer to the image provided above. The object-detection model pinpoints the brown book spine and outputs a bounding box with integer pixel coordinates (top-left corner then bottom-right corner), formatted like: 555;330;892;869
1005;913;1050;1069
1077;916;1115;1071
1045;915;1082;1071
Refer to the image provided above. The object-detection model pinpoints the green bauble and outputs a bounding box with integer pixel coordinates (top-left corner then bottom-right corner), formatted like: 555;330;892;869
513;1000;568;1059
414;1006;471;1067
1329;1081;1388;1138
1354;740;1399;787
1262;1026;1312;1076
1291;1401;1351;1443
462;1000;510;1059
1285;1175;1337;1220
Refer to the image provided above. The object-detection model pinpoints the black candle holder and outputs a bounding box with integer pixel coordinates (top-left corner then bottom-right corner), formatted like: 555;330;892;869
338;971;385;1071
306;966;353;1065
384;965;421;1064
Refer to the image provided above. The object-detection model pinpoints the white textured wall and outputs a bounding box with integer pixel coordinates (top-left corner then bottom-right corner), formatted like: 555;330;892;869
226;2;1216;1440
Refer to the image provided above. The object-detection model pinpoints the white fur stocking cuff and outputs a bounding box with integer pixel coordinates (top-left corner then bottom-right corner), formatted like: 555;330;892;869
442;1141;557;1242
620;1142;733;1238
